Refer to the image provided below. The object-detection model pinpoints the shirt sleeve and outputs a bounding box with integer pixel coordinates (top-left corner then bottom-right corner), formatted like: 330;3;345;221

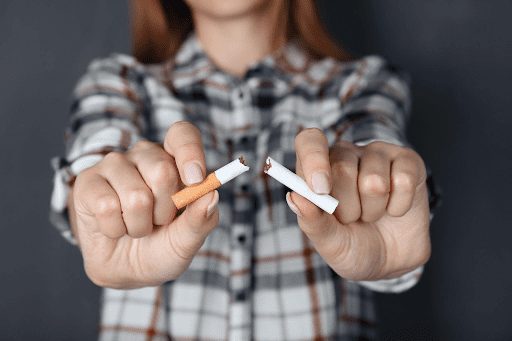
50;54;148;244
336;55;410;147
334;56;430;293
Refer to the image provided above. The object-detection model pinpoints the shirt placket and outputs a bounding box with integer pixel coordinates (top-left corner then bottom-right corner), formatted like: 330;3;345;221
227;84;256;341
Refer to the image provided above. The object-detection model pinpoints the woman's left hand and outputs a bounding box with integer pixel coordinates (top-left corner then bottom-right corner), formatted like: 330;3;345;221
288;128;431;281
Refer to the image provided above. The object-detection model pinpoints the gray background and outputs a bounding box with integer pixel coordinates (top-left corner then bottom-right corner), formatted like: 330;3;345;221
1;0;511;340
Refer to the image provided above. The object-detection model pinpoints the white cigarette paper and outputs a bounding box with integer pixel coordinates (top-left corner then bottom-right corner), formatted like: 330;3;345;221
263;157;339;214
214;157;250;184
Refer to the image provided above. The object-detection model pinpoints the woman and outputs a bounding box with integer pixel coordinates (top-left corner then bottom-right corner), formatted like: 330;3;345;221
50;0;432;339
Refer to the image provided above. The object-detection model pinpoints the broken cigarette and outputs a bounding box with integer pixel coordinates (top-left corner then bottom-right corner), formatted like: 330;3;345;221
171;157;250;209
263;157;339;214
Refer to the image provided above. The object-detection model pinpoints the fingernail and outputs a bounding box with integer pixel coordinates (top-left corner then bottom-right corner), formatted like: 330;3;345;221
184;161;204;185
286;192;302;217
206;191;219;218
311;172;330;194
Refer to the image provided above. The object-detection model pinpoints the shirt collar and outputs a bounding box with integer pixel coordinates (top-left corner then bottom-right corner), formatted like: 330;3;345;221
170;33;313;91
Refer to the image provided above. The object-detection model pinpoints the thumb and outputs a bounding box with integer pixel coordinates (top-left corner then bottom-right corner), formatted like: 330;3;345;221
167;190;220;260
127;190;219;285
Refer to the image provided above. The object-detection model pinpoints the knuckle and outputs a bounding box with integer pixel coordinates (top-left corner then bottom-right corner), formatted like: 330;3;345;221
398;149;427;181
401;148;425;166
392;172;416;192
126;189;153;211
366;140;389;150
74;169;94;189
334;140;355;149
102;151;125;165
132;140;154;150
94;195;120;216
360;174;389;196
363;141;397;156
148;160;174;187
332;159;358;178
399;146;418;158
79;166;97;178
330;142;359;163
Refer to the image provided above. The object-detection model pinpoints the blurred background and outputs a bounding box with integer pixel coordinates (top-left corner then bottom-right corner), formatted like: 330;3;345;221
1;0;511;339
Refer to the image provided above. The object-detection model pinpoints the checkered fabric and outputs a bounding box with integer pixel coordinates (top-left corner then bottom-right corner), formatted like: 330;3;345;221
50;34;426;340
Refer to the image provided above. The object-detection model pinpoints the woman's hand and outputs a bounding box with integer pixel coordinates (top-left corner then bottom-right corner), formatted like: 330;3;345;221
288;128;431;281
69;122;219;289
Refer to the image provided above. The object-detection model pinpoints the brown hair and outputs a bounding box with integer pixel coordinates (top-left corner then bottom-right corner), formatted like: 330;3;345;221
131;0;350;64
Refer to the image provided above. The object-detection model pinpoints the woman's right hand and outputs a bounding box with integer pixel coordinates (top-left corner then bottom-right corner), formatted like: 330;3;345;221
69;122;219;289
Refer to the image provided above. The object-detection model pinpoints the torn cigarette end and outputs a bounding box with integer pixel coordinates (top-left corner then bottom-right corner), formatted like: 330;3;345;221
263;158;272;172
263;156;339;214
171;157;250;209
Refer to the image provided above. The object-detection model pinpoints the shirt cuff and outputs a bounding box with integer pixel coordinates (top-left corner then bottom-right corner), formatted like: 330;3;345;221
356;266;423;293
354;137;406;148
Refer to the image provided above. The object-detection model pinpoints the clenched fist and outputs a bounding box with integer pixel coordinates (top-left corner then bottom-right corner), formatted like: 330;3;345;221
69;122;219;289
287;128;431;281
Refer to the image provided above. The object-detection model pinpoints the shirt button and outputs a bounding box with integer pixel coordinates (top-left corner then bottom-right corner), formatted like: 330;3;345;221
241;136;249;144
237;234;246;244
240;184;249;192
235;291;247;301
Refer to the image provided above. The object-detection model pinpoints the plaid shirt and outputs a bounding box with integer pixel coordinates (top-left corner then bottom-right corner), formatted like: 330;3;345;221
50;34;426;340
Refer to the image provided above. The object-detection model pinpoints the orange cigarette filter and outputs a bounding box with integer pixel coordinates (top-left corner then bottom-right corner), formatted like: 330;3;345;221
171;157;250;209
172;173;221;210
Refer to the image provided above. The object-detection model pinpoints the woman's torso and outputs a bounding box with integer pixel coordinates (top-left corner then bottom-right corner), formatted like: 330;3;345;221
92;34;383;340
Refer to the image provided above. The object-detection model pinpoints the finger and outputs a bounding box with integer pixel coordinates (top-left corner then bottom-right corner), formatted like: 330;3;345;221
288;191;348;261
295;128;331;194
387;152;426;217
129;141;180;226
329;143;362;224
100;152;153;238
164;121;206;186
358;149;391;223
74;171;126;239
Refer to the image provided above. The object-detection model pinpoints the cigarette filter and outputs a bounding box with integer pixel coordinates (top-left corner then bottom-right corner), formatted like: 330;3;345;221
263;157;339;214
171;157;250;209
